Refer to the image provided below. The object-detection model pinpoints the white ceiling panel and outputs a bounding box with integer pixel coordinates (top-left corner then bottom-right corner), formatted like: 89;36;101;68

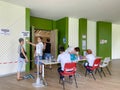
1;0;120;23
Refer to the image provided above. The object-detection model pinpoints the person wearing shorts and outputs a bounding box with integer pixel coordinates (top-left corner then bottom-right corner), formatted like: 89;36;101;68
17;38;29;81
44;38;51;59
27;37;44;74
35;56;43;65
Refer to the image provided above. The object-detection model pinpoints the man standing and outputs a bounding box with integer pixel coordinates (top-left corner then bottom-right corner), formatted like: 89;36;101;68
44;38;51;59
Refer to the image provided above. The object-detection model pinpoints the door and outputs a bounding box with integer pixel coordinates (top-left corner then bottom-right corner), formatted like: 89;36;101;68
50;30;58;59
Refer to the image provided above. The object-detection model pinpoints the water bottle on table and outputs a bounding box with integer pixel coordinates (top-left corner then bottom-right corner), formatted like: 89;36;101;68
49;56;52;63
45;57;49;62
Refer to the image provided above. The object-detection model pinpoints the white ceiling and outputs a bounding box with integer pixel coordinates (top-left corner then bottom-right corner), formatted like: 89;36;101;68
1;0;120;23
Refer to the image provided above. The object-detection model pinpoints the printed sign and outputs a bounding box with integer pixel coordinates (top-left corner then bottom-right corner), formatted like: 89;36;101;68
82;40;86;50
63;37;67;44
82;35;86;39
21;31;30;38
0;29;10;35
100;39;108;44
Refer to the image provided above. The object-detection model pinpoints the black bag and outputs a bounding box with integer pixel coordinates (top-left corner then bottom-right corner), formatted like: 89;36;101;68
20;46;27;59
20;51;27;59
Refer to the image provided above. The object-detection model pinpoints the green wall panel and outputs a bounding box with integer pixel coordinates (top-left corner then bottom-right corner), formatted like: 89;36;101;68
30;16;55;30
96;21;112;59
79;18;87;55
52;21;56;29
25;8;30;72
56;17;68;49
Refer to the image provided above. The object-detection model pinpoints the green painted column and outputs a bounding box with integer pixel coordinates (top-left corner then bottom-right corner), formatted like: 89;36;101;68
79;18;87;55
25;8;30;72
56;17;68;49
96;21;112;59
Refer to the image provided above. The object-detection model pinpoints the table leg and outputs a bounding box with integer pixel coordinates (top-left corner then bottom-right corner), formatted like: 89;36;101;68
42;64;47;86
75;63;82;77
42;64;44;78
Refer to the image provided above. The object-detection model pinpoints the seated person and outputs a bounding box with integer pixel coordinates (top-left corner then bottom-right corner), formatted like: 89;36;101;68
84;49;96;68
57;46;80;80
65;47;80;62
57;47;71;80
74;47;81;59
74;47;80;55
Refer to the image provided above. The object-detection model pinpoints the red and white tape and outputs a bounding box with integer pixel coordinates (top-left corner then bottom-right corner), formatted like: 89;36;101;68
0;61;18;64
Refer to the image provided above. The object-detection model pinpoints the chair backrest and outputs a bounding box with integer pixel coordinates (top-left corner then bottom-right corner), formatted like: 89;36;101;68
64;62;77;73
104;57;110;62
103;57;110;66
91;58;101;70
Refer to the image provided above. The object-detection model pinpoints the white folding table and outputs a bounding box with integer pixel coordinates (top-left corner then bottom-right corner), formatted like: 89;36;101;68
40;57;102;85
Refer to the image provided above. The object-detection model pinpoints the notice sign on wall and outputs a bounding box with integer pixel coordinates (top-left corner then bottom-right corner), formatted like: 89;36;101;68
82;40;86;50
0;29;10;35
21;31;30;38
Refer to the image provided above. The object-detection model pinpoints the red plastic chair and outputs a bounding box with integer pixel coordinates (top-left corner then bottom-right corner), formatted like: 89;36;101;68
85;58;102;80
60;62;78;90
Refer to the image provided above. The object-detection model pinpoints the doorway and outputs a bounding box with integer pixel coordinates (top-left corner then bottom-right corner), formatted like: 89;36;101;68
30;28;58;69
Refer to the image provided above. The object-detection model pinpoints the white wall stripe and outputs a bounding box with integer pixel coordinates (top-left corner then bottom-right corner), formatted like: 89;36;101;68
87;20;96;55
112;24;120;59
68;17;79;47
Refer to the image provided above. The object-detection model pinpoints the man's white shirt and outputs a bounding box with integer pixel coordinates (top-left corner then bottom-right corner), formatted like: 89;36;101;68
57;52;71;71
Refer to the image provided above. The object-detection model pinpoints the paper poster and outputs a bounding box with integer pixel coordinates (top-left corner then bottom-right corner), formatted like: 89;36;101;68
82;35;86;39
63;37;66;44
0;28;10;35
82;40;86;50
21;31;30;38
100;39;108;44
83;51;87;56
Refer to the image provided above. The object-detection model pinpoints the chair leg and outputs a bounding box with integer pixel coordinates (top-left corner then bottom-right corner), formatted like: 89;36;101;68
59;78;61;84
95;69;97;74
85;69;87;77
74;75;78;88
97;69;102;78
91;72;96;80
101;68;106;77
106;66;111;75
62;79;65;90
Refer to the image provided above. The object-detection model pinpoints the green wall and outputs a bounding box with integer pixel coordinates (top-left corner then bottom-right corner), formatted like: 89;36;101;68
96;21;112;59
30;16;56;30
25;8;30;72
56;17;68;49
79;18;87;55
